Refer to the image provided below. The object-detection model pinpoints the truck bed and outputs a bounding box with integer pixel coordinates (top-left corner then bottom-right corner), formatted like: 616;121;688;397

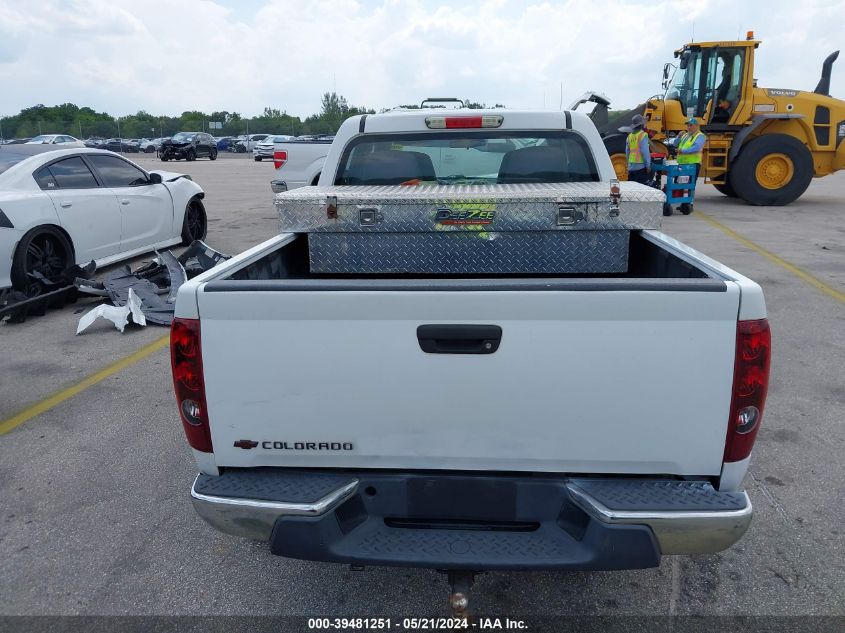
220;230;714;284
178;229;761;479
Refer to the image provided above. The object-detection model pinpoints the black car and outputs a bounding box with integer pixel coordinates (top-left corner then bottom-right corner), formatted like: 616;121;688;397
160;132;218;161
99;139;138;153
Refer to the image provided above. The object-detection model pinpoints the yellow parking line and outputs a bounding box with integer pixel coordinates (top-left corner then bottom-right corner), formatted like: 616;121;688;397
0;335;170;436
696;211;845;304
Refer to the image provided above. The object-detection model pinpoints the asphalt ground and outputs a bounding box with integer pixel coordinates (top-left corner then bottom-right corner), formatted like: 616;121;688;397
0;153;843;623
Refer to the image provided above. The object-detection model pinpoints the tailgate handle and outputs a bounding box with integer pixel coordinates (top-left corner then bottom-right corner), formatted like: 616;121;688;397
417;325;502;354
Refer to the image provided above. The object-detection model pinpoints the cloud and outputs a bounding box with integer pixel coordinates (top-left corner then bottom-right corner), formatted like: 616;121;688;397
0;0;842;119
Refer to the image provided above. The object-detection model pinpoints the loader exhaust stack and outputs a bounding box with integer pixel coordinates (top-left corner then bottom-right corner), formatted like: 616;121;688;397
814;50;840;96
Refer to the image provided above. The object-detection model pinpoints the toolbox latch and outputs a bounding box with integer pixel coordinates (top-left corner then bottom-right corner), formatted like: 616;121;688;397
358;207;381;226
326;195;338;219
556;204;578;226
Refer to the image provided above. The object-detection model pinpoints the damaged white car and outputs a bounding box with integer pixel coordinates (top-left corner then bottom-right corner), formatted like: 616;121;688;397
0;147;206;292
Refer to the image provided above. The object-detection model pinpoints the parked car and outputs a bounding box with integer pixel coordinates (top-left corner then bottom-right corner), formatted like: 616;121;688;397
0;147;206;293
231;133;270;153
215;137;237;151
103;139;138;153
25;134;85;148
140;138;163;153
84;137;106;148
160;132;218;161
269;136;334;192
253;135;294;161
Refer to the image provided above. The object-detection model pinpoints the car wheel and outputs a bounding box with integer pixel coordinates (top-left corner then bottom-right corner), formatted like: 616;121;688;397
181;198;207;245
145;146;156;153
254;156;262;162
210;149;217;161
679;202;693;215
11;226;73;293
161;154;169;162
662;202;673;217
186;149;196;162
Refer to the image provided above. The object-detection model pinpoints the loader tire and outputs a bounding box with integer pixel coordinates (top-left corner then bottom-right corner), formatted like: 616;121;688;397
713;177;738;198
730;134;813;206
603;135;629;181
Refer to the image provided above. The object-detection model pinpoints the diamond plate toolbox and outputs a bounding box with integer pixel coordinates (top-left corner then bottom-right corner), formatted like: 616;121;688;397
274;182;664;274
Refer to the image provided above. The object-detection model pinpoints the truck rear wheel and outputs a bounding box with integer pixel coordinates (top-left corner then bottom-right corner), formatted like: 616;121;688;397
730;134;813;206
603;135;628;181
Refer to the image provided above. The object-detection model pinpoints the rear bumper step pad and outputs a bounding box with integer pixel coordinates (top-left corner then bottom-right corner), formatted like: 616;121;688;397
191;470;751;569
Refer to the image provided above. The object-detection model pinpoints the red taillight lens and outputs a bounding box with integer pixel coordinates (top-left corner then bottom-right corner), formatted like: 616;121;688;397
273;150;287;169
425;115;504;129
170;318;212;453
445;116;483;128
724;319;771;462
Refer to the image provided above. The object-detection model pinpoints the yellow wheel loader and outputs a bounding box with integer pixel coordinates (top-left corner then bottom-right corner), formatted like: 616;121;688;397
602;35;844;205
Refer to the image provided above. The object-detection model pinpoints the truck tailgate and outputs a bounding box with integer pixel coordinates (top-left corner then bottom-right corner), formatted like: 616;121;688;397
196;279;739;476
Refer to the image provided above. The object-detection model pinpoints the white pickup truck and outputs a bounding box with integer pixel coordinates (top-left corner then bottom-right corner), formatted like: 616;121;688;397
172;109;770;600
269;138;333;193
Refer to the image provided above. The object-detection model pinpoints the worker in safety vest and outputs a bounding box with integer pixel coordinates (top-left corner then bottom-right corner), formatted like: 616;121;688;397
624;114;652;184
676;117;706;182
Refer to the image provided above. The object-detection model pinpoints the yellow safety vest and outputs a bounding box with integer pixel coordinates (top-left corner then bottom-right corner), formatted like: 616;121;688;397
627;130;647;165
677;132;704;164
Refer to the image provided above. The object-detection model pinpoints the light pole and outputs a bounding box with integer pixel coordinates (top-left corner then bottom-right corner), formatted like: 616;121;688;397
116;117;121;140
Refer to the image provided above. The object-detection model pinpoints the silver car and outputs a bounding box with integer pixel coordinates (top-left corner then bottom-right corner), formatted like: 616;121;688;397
253;135;294;161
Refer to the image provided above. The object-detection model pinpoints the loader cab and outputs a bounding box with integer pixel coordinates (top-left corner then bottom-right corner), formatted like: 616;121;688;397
663;41;756;132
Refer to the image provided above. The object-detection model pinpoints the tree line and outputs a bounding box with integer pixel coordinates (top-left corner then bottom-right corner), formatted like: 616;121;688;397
0;94;505;141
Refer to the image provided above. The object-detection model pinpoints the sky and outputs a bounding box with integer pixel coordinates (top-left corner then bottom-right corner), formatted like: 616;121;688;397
0;0;843;119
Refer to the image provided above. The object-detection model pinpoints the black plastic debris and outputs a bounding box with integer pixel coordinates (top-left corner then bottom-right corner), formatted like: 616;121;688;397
0;261;96;324
178;240;230;279
2;241;228;327
75;240;229;327
0;285;79;323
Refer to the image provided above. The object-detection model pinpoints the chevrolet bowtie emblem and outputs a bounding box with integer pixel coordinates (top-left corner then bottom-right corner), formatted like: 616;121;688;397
233;439;259;449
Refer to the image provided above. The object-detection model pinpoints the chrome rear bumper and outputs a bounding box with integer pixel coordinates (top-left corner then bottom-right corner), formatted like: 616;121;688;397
190;472;752;556
565;482;752;554
191;475;358;541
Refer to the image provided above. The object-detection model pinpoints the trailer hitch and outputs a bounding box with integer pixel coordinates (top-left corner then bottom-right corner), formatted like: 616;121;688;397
445;570;478;619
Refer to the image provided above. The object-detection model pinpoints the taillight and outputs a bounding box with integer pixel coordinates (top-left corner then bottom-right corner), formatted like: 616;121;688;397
724;319;771;462
170;318;212;453
273;150;288;169
425;115;503;129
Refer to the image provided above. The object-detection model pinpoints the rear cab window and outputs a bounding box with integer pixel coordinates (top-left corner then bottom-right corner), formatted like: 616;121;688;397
335;131;600;186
